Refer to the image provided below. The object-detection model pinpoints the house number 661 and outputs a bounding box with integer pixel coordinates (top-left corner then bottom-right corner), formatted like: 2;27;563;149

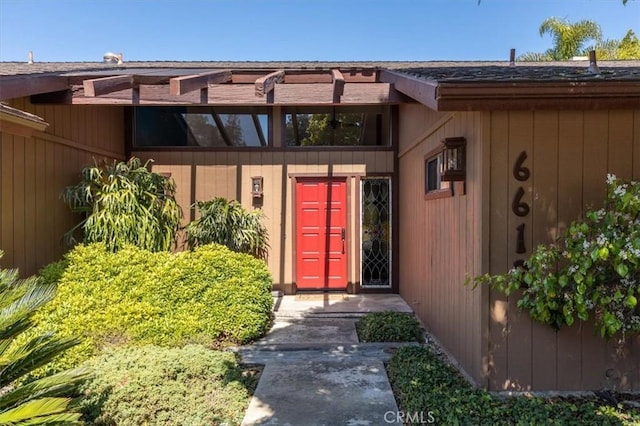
512;151;530;269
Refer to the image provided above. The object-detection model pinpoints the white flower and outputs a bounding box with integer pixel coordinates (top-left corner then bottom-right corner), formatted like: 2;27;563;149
607;174;617;184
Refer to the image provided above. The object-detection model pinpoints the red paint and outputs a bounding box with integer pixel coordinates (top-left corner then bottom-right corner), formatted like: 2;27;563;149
295;178;347;289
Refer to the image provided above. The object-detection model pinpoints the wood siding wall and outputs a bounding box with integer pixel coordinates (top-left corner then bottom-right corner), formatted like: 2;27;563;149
397;104;487;385
1;98;125;276
486;110;640;391
132;149;394;291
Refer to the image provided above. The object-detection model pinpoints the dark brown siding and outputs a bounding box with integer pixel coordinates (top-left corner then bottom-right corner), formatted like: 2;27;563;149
486;110;640;391
397;104;487;385
1;98;125;276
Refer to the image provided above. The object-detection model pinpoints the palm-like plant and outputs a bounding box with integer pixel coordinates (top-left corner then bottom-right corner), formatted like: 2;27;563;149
62;157;183;252
0;252;90;424
185;198;269;259
519;17;602;61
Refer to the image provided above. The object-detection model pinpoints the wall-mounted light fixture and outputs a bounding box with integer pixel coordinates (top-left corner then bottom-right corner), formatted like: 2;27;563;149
440;137;466;182
251;176;264;198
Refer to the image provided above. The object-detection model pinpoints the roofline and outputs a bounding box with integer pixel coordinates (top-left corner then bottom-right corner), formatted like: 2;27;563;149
1;64;639;110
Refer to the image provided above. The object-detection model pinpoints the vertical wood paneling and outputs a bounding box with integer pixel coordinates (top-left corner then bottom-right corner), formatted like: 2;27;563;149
397;107;485;386
531;110;559;390
506;111;534;390
488;111;510;389
1;132;14;268
13;135;25;272
609;111;634;180
556;110;584;390
634;111;640;180
580;111;609;389
2;98;126;277
23;137;36;274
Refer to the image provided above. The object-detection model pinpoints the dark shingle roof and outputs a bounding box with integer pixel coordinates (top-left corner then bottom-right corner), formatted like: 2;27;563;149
1;60;639;82
398;63;640;83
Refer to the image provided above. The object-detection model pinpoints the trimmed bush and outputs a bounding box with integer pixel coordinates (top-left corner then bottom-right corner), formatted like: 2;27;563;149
388;346;639;425
79;345;257;425
29;243;273;374
356;311;423;342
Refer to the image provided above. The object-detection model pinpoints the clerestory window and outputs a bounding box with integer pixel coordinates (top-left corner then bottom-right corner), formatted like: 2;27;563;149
133;106;269;147
284;106;390;147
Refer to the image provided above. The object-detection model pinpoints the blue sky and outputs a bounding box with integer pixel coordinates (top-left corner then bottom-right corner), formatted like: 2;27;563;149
0;0;638;62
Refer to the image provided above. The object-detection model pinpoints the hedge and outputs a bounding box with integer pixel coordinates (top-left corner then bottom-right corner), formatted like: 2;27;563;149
79;345;257;425
30;243;273;374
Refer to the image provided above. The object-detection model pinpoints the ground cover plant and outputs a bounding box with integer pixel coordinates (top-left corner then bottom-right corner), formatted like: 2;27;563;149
62;157;182;252
28;243;273;375
0;252;89;424
79;345;258;425
387;345;640;425
356;311;423;342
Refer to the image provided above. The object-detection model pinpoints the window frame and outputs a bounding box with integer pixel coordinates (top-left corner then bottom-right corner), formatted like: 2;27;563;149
131;106;271;149
282;105;391;148
424;148;452;200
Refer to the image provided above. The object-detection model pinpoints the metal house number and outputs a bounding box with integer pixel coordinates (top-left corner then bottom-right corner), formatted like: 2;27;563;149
512;151;530;268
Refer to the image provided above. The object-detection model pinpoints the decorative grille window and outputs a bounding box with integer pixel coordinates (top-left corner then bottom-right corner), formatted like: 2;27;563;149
361;178;391;287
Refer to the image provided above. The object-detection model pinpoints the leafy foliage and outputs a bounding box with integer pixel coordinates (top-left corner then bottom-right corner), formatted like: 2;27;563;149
356;311;423;342
597;30;640;60
518;17;639;61
62;157;182;252
0;251;90;425
472;176;640;339
388;345;639;425
28;243;273;374
185;197;269;259
79;345;257;426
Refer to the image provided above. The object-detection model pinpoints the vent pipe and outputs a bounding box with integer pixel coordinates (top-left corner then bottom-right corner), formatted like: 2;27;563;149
588;50;600;75
509;48;516;66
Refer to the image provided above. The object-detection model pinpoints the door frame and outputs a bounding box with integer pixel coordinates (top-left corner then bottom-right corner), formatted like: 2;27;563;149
291;173;353;292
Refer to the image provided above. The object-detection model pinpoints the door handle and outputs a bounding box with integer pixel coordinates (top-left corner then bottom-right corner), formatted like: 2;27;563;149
341;228;346;254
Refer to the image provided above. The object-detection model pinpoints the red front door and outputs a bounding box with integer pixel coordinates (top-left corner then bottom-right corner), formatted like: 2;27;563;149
295;178;348;290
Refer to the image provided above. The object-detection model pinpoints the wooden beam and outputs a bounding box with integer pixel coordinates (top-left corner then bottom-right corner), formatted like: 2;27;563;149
331;69;345;103
83;75;135;97
378;69;439;110
255;70;285;97
0;75;69;101
169;70;232;95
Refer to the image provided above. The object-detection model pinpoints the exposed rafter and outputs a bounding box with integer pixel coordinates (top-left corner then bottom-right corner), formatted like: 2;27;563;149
169;70;232;95
255;70;285;97
83;75;136;97
331;69;345;103
0;75;69;101
379;70;439;110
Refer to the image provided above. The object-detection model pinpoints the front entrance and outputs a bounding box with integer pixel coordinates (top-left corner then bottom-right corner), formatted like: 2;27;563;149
295;178;348;290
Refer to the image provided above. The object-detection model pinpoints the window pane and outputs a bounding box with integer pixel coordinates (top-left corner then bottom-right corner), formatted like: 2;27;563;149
284;106;390;147
134;107;269;147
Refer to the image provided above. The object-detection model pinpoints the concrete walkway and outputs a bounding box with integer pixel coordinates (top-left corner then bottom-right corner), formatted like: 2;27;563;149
232;294;415;426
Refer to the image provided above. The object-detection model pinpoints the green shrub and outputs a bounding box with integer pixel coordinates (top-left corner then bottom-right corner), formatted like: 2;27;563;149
29;243;273;374
356;311;423;342
472;175;640;339
0;251;90;424
388;346;639;425
186;197;269;259
62;157;182;252
79;345;257;425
